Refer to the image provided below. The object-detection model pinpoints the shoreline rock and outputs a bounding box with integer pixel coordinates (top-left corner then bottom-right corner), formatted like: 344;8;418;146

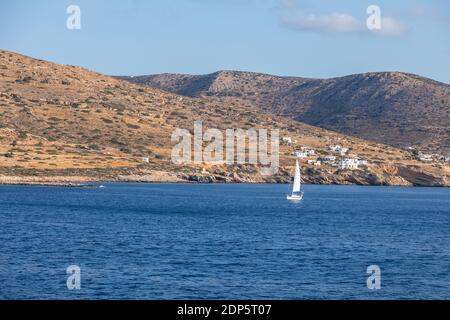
0;163;448;187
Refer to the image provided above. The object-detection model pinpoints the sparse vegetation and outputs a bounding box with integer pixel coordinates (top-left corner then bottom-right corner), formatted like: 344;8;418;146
0;50;447;186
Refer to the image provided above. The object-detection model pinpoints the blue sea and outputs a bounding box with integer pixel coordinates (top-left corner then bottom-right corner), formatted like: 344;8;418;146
0;184;449;299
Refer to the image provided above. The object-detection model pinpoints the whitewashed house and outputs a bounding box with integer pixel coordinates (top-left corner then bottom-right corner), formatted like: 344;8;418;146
293;151;308;158
307;159;322;166
432;154;448;162
329;145;341;151
300;147;315;156
357;159;368;166
418;153;433;162
329;145;348;155
281;137;292;144
322;155;336;163
338;158;360;170
336;148;348;156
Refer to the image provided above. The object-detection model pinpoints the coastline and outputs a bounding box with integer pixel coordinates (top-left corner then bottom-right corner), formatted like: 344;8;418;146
1;163;448;188
0;174;448;187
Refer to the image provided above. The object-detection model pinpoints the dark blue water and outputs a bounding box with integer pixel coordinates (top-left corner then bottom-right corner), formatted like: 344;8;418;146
0;184;449;299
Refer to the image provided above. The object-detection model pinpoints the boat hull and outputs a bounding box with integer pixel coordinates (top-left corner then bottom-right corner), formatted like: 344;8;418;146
286;192;304;202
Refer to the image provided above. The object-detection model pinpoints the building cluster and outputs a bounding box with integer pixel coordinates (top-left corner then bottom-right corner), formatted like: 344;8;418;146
407;147;450;164
417;152;450;164
286;139;369;170
337;158;368;170
328;145;349;156
292;146;315;158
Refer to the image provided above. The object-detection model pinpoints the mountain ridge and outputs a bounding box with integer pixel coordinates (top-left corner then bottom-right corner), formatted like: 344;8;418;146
119;70;450;156
1;49;449;186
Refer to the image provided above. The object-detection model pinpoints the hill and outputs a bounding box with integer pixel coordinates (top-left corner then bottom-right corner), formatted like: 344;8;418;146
120;71;450;155
1;50;449;186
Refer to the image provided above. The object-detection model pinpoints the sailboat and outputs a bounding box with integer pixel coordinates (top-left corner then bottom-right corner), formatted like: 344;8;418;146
286;159;304;201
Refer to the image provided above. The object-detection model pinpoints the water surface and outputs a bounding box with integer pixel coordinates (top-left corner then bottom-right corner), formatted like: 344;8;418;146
0;184;449;299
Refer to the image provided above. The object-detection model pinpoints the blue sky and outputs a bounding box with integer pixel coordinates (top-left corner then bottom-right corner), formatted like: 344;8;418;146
1;0;449;83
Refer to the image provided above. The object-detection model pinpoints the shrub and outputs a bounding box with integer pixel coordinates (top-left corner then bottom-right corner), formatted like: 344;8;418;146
101;118;114;124
126;123;140;129
18;131;28;139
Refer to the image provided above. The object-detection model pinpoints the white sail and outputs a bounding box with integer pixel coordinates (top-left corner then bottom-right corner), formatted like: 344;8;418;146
292;159;301;193
287;159;303;201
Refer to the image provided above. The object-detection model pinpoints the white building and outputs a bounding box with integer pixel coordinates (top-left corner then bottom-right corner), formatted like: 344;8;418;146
432;154;448;162
322;155;336;163
336;148;348;156
357;159;368;166
281;137;292;144
418;153;433;162
307;159;322;166
300;147;315;156
142;157;150;163
293;151;308;158
338;158;360;170
329;144;349;155
329;145;341;151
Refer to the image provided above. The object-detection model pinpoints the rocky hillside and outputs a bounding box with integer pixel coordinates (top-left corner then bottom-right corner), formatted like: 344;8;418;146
121;71;450;155
1;50;449;186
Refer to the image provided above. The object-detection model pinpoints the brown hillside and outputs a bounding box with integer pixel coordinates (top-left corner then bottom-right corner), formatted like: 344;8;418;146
1;50;448;186
122;71;450;155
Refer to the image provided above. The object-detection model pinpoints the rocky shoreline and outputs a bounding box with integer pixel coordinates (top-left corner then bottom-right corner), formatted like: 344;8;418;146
0;163;448;187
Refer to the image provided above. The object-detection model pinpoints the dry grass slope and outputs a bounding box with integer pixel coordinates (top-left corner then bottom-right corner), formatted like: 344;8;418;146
1;50;449;186
123;71;450;155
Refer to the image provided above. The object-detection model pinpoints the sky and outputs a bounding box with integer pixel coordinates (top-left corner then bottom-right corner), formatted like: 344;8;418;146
1;0;449;83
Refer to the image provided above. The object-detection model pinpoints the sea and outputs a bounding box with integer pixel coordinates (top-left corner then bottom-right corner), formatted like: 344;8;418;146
0;183;449;299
